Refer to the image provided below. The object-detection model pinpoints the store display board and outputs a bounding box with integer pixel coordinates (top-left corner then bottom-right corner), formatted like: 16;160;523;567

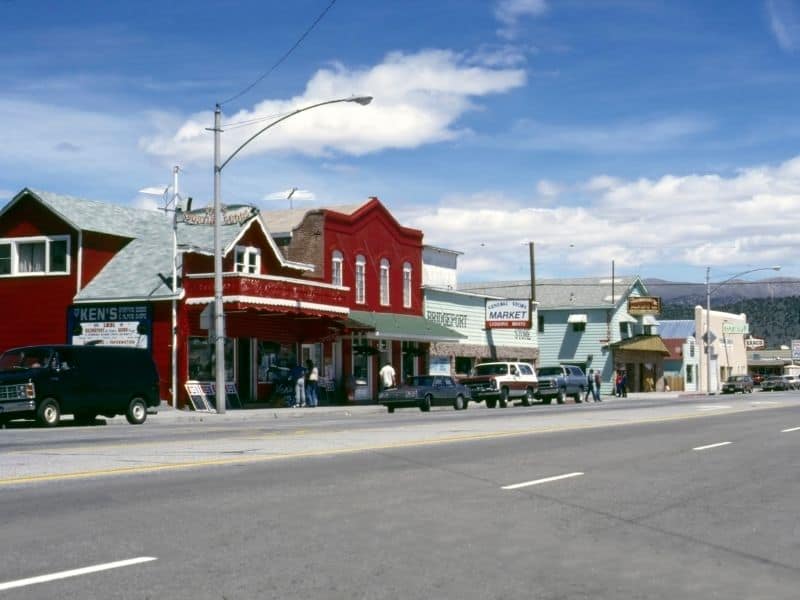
185;381;241;411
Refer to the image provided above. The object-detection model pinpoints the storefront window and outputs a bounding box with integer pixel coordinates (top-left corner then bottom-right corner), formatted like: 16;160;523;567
256;341;295;384
188;336;235;381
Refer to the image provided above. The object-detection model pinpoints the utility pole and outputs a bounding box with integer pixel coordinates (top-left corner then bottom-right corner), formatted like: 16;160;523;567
212;104;226;414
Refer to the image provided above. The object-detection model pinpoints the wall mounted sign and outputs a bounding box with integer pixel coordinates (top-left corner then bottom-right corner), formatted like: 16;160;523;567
627;296;662;316
68;304;151;349
485;299;531;329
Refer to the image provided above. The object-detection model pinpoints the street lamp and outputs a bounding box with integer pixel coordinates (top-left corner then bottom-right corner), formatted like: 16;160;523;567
210;95;372;413
704;265;780;394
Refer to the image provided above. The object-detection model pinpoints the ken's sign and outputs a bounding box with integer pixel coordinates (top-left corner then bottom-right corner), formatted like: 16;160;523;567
485;299;531;329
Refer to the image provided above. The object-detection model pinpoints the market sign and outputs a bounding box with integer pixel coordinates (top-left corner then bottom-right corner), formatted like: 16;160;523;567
627;296;662;316
485;299;531;329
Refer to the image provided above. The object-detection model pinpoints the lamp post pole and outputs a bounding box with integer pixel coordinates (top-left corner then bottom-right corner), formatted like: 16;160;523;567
210;96;372;413
704;265;780;395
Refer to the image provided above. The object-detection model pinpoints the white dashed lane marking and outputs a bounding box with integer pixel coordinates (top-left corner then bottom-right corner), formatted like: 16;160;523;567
692;441;732;451
502;472;584;490
0;557;157;592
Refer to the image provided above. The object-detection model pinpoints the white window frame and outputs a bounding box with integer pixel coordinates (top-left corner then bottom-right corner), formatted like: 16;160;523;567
402;262;412;308
379;258;390;306
331;250;343;287
234;245;261;274
0;235;70;277
355;254;366;304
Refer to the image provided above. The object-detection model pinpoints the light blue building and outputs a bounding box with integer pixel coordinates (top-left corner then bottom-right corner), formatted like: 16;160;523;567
460;277;669;395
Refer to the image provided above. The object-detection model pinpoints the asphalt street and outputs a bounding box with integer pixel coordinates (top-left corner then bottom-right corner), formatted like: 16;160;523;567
1;393;799;599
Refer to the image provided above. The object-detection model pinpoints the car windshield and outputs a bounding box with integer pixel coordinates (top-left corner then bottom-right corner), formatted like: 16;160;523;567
537;367;563;376
471;364;507;376
0;348;52;371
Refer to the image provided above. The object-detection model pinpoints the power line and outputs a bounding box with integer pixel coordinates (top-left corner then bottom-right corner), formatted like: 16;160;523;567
219;0;339;107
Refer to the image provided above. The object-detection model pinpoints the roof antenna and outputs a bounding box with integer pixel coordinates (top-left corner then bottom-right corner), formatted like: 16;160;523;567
287;187;297;210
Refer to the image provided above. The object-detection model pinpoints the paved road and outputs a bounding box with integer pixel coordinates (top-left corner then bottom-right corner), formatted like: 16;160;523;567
1;393;799;598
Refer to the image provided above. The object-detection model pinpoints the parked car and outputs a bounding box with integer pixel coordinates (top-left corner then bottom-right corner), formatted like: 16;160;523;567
534;365;586;404
0;344;160;426
380;375;470;413
721;375;754;394
458;362;538;408
783;375;800;390
761;375;789;392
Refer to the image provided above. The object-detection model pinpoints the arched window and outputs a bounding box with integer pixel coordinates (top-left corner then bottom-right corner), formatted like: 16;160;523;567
355;254;366;304
403;262;412;308
331;250;343;287
380;258;390;306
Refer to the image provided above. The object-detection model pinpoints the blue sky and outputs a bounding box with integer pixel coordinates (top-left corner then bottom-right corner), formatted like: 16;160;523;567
2;0;800;283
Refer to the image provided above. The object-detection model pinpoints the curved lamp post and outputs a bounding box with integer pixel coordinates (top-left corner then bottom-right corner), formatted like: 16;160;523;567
210;96;372;413
705;265;780;394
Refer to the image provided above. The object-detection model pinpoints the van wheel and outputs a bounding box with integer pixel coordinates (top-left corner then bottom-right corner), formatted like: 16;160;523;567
498;387;510;408
126;397;147;425
522;387;535;406
37;398;61;427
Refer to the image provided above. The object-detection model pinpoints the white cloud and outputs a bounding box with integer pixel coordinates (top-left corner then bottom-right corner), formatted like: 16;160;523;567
402;155;800;281
766;0;800;52
495;0;548;39
140;49;526;165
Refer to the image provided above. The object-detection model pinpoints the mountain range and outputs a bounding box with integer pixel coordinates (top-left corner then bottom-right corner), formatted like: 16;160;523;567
644;277;800;349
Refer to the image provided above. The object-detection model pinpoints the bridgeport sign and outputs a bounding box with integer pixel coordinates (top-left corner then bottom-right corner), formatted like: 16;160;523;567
485;299;531;329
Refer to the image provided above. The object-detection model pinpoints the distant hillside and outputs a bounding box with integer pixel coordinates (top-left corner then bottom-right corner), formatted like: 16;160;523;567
645;277;800;348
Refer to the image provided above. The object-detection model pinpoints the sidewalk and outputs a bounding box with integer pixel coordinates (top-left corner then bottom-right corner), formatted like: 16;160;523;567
141;390;697;424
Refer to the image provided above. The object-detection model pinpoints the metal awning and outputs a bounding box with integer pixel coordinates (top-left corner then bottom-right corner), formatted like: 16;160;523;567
619;314;637;323
642;315;660;325
345;310;466;343
567;313;588;324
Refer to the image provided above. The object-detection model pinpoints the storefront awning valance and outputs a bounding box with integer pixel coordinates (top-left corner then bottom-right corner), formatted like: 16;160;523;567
346;310;466;343
567;313;588;324
610;335;670;355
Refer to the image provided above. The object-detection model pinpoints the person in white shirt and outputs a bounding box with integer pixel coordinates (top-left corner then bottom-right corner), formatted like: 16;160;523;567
379;362;396;390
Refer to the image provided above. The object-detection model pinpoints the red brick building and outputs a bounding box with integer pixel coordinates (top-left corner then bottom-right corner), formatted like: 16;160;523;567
0;189;460;408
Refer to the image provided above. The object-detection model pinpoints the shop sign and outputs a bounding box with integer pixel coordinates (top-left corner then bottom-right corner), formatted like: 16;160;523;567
182;204;258;225
485;299;531;329
722;322;749;335
426;310;468;330
68;303;151;349
429;356;451;375
792;340;800;361
627;296;661;316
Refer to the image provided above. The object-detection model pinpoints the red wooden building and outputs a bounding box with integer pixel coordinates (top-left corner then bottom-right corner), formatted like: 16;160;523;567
0;189;461;408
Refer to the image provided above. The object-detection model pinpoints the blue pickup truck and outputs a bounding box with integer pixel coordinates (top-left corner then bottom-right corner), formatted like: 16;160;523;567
534;365;586;404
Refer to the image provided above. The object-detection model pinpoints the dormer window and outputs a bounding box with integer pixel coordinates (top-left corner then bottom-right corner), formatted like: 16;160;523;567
331;250;343;287
0;235;70;276
355;254;366;304
380;258;390;306
234;246;260;274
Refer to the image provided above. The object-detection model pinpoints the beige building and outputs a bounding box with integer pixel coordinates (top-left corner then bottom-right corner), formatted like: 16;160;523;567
695;306;749;393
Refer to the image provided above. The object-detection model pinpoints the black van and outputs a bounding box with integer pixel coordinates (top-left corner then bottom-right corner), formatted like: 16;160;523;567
0;344;160;427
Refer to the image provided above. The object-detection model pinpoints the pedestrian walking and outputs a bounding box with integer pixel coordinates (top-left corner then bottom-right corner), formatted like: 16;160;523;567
306;360;319;407
620;371;628;397
291;362;306;407
615;372;623;397
593;369;602;401
584;369;594;402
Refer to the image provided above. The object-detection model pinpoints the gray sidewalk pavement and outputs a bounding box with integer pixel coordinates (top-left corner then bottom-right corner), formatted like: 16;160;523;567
139;390;701;425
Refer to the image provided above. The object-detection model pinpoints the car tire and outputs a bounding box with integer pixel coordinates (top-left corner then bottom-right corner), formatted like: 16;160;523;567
420;394;432;412
387;406;395;413
486;398;497;409
126;397;147;425
498;387;510;408
556;389;566;404
37;397;61;427
453;394;466;411
522;387;535;406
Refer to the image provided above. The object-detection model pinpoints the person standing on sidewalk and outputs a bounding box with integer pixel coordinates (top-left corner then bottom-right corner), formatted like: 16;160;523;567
584;369;595;402
379;362;396;391
291;362;306;407
305;360;319;407
593;369;602;401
